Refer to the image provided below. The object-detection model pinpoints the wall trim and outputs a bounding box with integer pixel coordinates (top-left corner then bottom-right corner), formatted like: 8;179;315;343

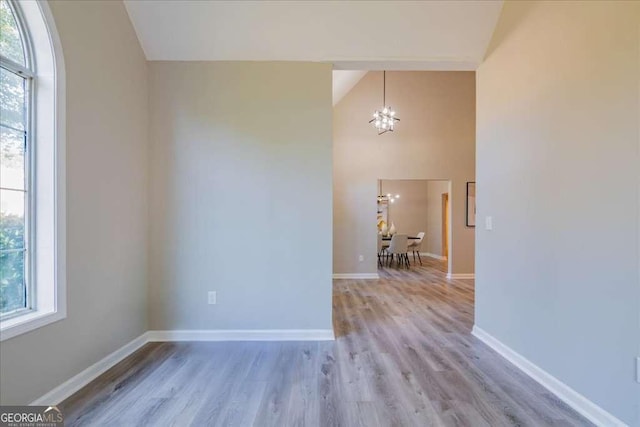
332;273;379;279
147;329;335;342
31;328;335;405
419;252;447;261
472;326;627;427
446;273;475;280
30;333;149;406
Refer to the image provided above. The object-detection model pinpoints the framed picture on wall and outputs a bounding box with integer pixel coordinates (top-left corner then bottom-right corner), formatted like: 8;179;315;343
466;182;476;227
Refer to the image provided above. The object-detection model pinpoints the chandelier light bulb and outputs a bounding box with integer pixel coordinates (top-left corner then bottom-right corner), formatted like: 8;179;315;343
377;190;401;204
370;107;399;134
377;179;401;204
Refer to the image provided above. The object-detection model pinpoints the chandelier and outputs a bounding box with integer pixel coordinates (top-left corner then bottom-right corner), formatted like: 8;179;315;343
378;193;400;204
369;71;400;135
377;181;400;203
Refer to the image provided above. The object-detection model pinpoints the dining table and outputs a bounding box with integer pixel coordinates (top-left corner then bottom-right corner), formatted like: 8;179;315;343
381;235;420;240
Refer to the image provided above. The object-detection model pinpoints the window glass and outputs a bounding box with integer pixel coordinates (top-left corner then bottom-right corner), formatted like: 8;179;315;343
0;0;28;316
0;188;26;313
0;67;26;130
0;0;25;66
0;126;24;190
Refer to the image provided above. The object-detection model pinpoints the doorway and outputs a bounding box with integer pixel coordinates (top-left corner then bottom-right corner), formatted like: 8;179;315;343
377;179;450;270
442;193;449;259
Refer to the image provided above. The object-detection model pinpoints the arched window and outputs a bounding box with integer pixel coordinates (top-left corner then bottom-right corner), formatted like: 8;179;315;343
1;0;35;317
1;0;65;340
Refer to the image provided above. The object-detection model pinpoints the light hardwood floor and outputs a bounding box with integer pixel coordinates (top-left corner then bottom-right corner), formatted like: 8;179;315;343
61;258;591;426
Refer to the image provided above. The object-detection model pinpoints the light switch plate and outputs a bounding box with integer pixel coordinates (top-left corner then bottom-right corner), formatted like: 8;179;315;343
208;291;217;305
485;216;493;231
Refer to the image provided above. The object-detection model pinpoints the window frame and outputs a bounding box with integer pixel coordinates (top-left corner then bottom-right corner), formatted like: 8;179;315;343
1;0;36;321
0;0;66;341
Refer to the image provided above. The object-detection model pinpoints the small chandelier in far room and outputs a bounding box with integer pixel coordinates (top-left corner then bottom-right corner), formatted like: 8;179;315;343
369;70;400;135
377;182;400;204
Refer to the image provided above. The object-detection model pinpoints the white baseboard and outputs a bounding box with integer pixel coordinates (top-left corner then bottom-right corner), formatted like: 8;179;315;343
147;329;335;342
446;273;475;280
333;273;379;279
30;333;148;406
31;327;335;405
419;252;447;261
472;326;626;427
30;323;621;426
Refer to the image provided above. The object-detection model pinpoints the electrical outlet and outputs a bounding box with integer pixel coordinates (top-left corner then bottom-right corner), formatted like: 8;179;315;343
636;357;640;383
208;291;217;305
358;255;364;262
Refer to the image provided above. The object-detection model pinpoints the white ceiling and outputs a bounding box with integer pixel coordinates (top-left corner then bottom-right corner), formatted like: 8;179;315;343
124;1;504;70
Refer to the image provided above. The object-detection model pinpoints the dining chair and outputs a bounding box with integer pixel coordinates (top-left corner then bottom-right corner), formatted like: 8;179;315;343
387;234;410;268
408;231;425;265
377;233;385;267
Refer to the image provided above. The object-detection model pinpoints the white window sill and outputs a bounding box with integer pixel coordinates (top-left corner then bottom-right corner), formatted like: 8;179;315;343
0;309;66;342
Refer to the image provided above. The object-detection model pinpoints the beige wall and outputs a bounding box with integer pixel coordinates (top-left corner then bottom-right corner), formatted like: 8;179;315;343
148;62;333;331
334;71;475;275
476;1;640;424
380;180;429;237
0;1;149;404
380;179;448;257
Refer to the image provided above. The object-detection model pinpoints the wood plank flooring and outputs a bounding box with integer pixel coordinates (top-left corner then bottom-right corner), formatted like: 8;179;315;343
61;258;591;426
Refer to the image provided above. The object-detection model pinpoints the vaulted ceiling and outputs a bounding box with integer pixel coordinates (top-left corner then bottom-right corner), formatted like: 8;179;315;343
332;70;367;105
124;0;503;70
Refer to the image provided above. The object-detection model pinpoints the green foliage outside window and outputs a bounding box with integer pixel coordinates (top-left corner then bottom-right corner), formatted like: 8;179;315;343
0;214;25;312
